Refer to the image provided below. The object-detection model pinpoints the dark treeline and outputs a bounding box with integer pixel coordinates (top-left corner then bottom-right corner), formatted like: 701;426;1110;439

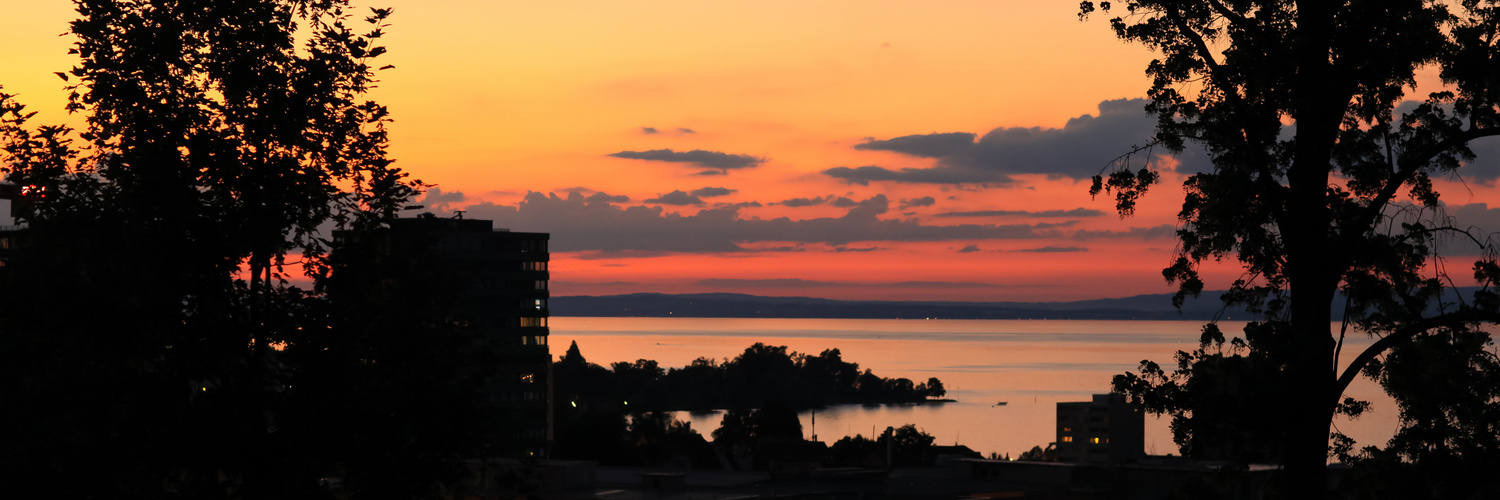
552;402;955;471
549;341;952;469
553;341;946;413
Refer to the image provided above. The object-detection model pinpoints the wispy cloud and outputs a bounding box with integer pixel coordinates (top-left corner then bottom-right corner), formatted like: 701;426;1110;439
608;148;766;170
690;187;736;198
1016;246;1088;252
450;191;1067;254
1071;224;1175;240
643;190;706;206
776;195;832;207
899;196;936;209
937;208;1104;218
695;278;1010;288
586;192;631;203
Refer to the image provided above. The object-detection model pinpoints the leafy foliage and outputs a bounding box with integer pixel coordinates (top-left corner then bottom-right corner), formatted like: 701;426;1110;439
1082;0;1500;496
1340;326;1500;499
827;424;938;468
0;1;467;498
1016;444;1056;462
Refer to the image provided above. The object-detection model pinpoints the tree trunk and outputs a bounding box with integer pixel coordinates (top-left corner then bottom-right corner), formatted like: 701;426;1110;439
1283;2;1342;497
1285;281;1336;499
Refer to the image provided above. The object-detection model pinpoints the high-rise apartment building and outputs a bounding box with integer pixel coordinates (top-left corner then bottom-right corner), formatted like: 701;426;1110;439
340;213;552;456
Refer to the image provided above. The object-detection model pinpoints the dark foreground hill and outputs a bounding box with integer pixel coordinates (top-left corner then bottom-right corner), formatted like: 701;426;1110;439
550;291;1257;321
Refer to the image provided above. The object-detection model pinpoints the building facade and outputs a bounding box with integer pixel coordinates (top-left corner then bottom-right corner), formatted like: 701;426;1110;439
1055;393;1145;464
344;214;553;457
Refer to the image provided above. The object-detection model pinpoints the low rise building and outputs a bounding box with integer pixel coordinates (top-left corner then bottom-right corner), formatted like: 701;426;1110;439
1056;393;1145;464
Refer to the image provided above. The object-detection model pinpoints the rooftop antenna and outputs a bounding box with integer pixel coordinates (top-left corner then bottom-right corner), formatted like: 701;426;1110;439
452;210;465;219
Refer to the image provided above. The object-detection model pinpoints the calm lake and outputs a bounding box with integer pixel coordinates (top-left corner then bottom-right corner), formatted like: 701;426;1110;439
549;317;1397;459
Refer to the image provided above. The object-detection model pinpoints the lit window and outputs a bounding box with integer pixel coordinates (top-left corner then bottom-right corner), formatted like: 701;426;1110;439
1062;436;1073;443
520;373;534;383
520;317;547;328
533;299;545;309
1062;427;1072;432
534;280;547;290
1090;437;1102;444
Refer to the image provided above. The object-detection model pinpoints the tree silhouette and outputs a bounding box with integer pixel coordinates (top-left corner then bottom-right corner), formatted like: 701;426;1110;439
827;424;937;468
1;0;429;497
1082;1;1500;497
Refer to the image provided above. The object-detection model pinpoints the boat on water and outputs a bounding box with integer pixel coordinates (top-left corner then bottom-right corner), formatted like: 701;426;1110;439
994;402;1008;406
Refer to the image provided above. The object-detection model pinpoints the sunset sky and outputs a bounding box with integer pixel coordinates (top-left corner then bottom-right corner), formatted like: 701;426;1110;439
5;0;1500;302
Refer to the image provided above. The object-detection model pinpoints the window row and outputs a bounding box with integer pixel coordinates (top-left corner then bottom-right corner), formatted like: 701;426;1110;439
1059;435;1110;445
492;391;545;403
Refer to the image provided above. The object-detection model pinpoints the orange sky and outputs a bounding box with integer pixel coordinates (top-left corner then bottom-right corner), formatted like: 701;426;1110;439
4;1;1499;302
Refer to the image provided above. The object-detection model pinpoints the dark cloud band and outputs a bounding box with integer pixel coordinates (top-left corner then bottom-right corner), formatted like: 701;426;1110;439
450;191;1066;253
827;99;1210;185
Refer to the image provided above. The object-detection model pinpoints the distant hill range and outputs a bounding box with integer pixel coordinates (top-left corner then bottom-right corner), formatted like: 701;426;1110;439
552;291;1254;321
552;288;1484;321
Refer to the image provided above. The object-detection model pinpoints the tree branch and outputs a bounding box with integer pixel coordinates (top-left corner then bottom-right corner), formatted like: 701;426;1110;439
1203;0;1249;27
1352;126;1500;236
1163;3;1228;93
1406;224;1495;250
1331;308;1500;407
1162;2;1291;234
